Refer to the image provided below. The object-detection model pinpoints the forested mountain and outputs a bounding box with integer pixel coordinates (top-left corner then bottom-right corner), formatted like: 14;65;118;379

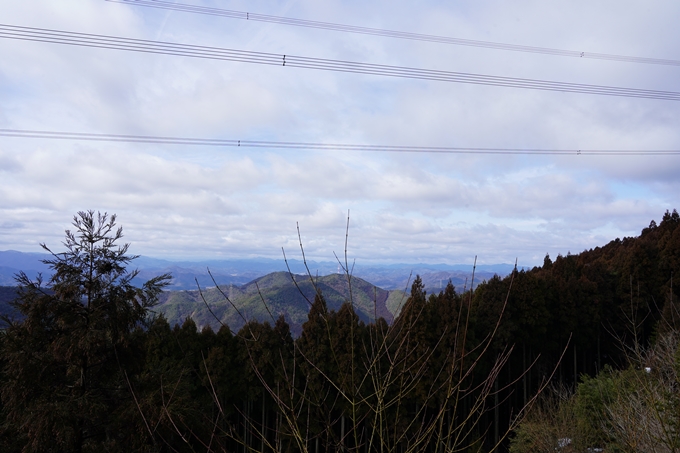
155;271;406;336
470;209;680;448
507;210;680;452
1;209;679;452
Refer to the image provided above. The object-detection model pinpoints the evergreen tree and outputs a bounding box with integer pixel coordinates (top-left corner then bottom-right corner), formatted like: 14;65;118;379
1;211;170;453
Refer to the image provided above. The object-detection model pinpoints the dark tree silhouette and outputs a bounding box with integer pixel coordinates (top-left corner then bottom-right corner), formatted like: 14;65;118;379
1;211;170;453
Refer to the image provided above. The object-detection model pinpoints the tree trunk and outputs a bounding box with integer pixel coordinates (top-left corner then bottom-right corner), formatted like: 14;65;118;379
523;343;527;405
494;377;499;447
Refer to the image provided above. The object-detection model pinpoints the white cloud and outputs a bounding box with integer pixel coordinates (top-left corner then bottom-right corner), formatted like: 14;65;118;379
0;0;678;266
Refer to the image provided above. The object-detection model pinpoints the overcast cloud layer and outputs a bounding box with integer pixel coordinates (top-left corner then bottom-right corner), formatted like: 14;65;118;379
1;0;679;266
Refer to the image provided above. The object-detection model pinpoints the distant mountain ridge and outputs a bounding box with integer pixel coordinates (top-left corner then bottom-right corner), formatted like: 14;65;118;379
0;251;52;285
0;250;513;334
0;250;513;291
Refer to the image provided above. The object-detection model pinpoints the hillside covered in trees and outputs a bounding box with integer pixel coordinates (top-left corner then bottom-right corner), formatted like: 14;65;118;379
1;209;679;452
154;271;405;336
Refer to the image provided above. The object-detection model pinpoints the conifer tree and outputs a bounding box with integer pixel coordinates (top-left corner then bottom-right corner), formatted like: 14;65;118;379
1;211;170;453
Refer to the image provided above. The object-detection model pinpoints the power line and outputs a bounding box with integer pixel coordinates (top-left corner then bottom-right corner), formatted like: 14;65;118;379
106;0;680;67
1;24;678;101
1;129;678;155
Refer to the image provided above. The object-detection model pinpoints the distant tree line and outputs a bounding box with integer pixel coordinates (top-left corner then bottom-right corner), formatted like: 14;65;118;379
1;210;679;452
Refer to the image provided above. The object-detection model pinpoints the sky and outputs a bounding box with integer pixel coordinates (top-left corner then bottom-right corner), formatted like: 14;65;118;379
0;0;679;267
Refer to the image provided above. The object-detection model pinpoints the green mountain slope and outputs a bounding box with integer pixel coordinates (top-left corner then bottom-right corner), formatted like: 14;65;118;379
154;271;405;335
